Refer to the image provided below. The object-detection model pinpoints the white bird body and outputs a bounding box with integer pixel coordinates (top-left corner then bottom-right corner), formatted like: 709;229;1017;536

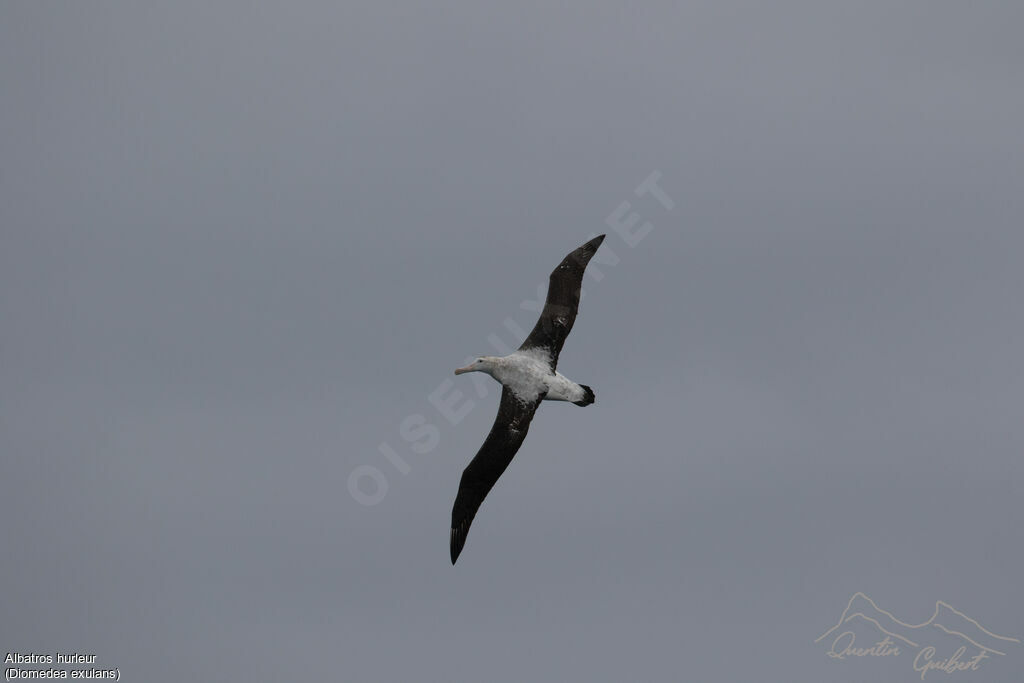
460;349;592;405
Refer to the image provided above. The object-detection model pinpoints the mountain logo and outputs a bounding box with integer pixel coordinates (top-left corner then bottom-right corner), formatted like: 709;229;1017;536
815;592;1020;678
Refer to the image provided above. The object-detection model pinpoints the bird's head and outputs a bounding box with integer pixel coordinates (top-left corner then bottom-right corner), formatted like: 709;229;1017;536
454;356;497;376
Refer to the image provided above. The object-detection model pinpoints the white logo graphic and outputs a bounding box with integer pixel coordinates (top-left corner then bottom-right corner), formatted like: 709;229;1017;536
816;592;1019;679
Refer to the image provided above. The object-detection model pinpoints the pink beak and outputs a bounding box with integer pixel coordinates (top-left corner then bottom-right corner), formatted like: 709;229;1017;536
454;363;474;375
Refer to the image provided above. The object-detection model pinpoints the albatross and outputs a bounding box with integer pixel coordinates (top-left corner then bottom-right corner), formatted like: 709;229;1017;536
449;234;606;564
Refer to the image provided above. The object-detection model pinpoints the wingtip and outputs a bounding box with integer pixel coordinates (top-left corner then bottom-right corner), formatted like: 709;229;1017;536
449;526;464;565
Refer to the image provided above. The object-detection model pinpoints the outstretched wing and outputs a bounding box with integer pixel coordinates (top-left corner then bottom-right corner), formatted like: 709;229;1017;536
518;234;605;370
450;387;546;564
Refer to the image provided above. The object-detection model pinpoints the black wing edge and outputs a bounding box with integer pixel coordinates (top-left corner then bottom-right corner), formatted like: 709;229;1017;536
518;234;605;368
449;388;545;564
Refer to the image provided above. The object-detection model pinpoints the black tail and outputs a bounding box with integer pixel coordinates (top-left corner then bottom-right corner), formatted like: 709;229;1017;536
573;385;595;406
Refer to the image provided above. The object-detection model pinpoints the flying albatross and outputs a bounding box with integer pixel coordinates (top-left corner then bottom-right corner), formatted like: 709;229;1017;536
449;234;606;564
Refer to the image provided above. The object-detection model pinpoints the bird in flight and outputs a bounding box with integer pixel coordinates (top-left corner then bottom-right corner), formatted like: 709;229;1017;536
449;234;606;564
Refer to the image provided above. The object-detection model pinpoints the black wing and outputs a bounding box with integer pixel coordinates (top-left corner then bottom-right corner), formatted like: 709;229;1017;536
518;234;605;370
450;387;546;564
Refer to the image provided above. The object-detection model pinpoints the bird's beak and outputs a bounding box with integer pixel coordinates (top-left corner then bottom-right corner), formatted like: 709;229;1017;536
454;364;474;375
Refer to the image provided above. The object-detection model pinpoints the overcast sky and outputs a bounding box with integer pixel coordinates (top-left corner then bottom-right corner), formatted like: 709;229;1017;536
2;2;1022;681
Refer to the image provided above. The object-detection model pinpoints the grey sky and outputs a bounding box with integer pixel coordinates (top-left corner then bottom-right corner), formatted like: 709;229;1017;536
2;2;1022;681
